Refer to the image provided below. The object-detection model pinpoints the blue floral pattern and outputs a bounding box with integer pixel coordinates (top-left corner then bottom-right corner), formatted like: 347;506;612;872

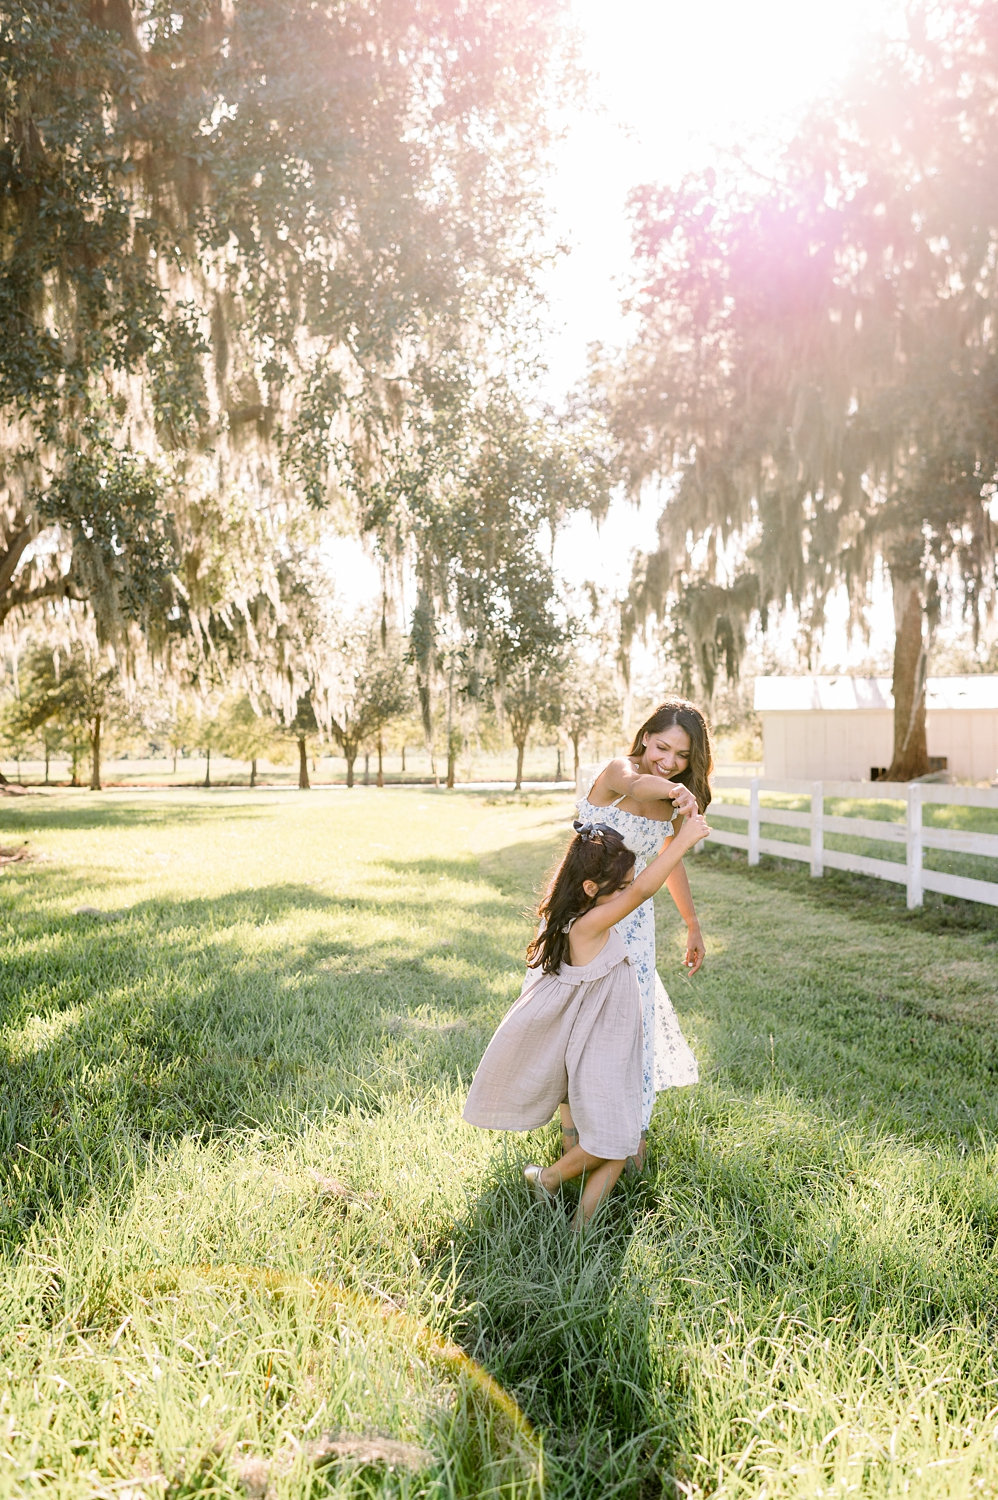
577;766;699;1128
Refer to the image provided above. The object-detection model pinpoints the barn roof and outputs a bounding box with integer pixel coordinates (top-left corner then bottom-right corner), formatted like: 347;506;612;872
753;675;998;712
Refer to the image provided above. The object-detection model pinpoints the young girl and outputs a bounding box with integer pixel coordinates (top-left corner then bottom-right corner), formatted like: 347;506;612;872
463;809;711;1228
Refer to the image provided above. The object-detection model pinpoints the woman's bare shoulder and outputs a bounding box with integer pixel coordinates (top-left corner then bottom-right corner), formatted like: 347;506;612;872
584;756;635;806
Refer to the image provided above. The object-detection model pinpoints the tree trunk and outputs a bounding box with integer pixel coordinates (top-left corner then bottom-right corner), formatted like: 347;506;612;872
416;671;438;785
400;744;406;773
172;747;178;774
44;745;50;784
556;745;562;780
514;737;526;791
571;733;581;779
376;733;384;788
363;752;370;785
298;736;310;789
203;747;211;788
345;752;356;788
885;571;930;781
445;651;456;790
89;714;102;791
250;758;257;788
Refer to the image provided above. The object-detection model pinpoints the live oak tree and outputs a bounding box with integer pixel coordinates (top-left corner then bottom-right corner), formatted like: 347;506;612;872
602;0;998;778
2;0;576;654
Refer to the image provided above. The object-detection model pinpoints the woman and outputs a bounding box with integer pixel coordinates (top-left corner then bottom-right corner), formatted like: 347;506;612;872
570;698;713;1167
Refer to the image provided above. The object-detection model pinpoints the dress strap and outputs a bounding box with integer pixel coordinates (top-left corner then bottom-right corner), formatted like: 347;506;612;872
609;792;627;807
579;759;608;801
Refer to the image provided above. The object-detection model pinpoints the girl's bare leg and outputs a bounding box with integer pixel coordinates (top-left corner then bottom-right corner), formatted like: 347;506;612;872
559;1103;579;1155
538;1143;604;1194
574;1159;626;1228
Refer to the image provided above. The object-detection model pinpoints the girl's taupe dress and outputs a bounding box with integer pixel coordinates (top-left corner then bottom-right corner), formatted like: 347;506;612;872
463;927;642;1160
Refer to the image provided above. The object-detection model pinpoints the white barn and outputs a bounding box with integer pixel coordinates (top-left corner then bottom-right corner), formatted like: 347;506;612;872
754;675;998;783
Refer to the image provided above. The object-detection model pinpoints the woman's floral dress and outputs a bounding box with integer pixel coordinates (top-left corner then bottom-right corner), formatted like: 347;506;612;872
577;765;699;1130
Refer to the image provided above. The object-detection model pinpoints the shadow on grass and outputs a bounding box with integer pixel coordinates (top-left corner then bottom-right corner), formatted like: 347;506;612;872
0;875;523;1250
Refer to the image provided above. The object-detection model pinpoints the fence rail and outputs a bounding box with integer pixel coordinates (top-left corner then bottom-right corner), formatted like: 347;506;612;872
707;776;998;909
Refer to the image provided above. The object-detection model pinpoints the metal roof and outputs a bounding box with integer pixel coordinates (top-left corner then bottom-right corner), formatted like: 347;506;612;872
753;675;998;712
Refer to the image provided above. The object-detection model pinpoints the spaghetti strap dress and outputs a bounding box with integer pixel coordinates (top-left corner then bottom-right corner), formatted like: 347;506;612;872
576;765;698;1130
463;926;642;1160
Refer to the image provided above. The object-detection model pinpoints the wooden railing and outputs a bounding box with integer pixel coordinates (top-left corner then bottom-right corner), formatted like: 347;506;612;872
706;776;998;909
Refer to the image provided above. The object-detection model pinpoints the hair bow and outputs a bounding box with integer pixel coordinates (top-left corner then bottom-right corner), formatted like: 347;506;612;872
573;819;612;843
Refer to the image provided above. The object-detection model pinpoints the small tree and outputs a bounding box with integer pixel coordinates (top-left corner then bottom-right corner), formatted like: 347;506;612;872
64;648;124;792
219;695;280;788
2;644;57;782
2;640;124;790
489;551;572;792
501;658;566;791
0;700;32;783
325;625;413;788
274;695;319;791
558;658;623;779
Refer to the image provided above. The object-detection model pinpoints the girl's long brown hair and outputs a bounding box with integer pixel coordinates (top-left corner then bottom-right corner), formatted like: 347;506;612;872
630;698;713;812
526;824;634;975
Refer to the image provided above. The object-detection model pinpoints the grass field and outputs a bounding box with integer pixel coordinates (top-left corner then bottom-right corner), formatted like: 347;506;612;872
1;788;997;1499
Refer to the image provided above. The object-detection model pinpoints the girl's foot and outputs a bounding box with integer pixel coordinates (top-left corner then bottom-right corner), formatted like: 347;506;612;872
523;1164;558;1204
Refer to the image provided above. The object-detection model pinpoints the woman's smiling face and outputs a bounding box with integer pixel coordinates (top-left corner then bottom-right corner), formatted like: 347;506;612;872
637;726;691;778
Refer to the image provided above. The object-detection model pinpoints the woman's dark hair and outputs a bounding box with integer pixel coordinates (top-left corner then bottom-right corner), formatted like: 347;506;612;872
526;823;635;975
629;698;713;813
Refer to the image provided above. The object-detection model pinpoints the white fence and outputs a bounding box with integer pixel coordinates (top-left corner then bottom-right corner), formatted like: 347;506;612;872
708;776;998;910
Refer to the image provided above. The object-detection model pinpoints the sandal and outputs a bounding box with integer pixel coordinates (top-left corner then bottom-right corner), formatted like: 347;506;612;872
523;1164;558;1204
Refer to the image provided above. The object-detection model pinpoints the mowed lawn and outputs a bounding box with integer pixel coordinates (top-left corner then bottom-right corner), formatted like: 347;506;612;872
1;789;996;1500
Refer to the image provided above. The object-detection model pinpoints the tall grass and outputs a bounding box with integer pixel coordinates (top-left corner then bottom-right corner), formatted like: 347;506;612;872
1;789;996;1498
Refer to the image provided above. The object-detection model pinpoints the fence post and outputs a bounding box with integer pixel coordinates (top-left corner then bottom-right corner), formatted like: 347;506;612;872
748;780;760;866
810;782;824;877
906;783;924;909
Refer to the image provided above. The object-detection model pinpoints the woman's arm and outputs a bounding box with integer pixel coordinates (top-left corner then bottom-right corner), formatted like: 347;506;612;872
665;861;706;974
572;815;711;955
596;757;698;817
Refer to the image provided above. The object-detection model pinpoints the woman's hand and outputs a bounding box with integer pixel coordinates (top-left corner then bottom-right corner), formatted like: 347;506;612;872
684;922;705;975
666;783;699;819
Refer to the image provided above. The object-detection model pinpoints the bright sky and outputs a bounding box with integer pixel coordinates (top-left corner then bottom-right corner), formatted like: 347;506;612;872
549;0;906;624
545;0;906;396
